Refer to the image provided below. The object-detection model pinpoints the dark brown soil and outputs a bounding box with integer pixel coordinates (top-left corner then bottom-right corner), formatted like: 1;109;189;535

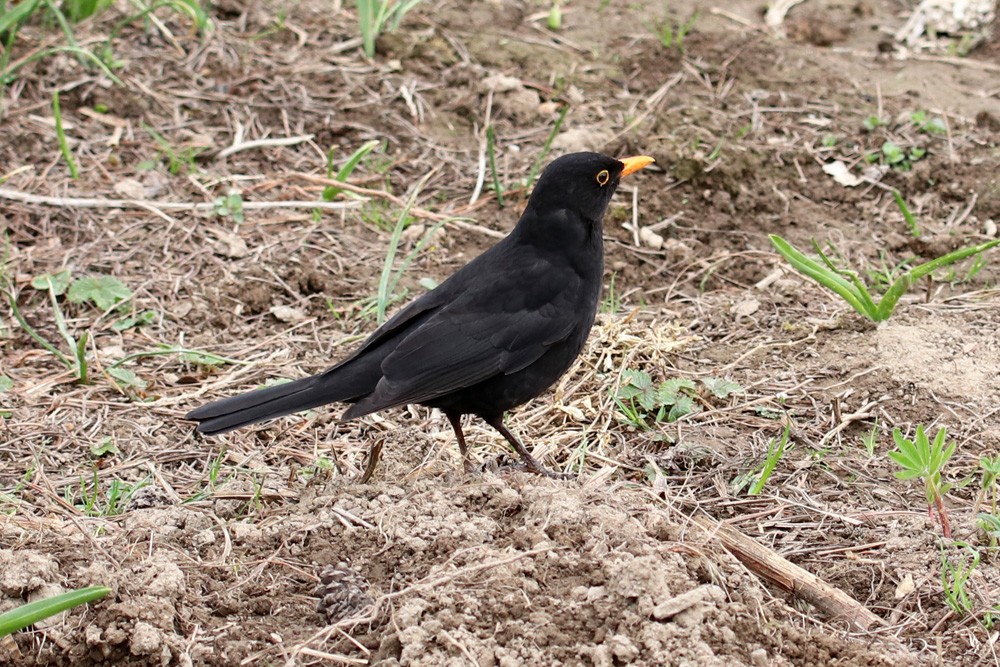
2;0;1000;665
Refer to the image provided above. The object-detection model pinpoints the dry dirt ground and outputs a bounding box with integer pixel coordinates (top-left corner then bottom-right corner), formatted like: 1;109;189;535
2;0;1000;665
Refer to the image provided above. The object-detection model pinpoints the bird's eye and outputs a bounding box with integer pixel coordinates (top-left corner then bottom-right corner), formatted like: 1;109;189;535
595;169;610;186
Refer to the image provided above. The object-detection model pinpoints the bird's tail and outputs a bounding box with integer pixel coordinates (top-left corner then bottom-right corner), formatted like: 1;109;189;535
186;375;347;436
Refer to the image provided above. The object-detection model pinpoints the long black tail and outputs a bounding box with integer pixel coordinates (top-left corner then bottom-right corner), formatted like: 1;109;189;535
186;374;356;436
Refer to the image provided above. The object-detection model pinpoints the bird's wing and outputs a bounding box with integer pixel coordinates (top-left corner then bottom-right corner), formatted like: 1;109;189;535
346;251;584;415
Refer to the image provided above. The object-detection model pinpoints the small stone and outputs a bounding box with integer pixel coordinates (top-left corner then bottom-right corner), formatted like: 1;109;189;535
269;305;306;322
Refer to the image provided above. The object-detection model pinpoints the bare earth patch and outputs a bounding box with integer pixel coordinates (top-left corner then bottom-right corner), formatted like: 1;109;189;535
2;0;1000;665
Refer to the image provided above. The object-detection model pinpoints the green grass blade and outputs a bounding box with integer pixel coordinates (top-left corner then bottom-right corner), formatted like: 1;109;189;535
878;238;1000;319
3;288;72;368
769;235;873;318
376;172;432;323
52;91;79;178
0;0;41;35
892;190;920;237
324;139;380;200
357;0;377;57
524;106;568;187
811;241;880;316
908;238;1000;283
486;125;504;207
0;586;110;637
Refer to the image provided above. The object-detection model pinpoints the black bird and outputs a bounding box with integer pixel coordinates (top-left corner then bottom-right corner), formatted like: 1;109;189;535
185;152;654;477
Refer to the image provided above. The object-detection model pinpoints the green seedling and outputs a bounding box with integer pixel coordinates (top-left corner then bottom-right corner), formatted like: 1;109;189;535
143;125;204;175
745;423;792;496
601;272;620;314
69;469;149;517
977;513;1000;548
323;139;381;201
374;175;447;323
910;110;947;135
614;371;741;431
975;454;1000;515
213;192;244;223
649;8;699;49
860;418;878;457
0;586;110;638
523;106;568;188
889;425;955;538
614;371;698;430
486;125;504;208
52;90;78;178
862;114;885;131
356;0;423;58
770;232;1000;322
547;1;561;30
867;140;925;171
892;190;920;237
111;309;156;331
940;542;979;616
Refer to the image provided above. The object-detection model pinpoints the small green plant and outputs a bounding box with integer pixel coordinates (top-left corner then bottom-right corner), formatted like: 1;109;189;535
770;232;1000;322
649;7;699;49
323;139;381;201
69;469;149;517
738;423;792;496
614;371;742;431
601;272;620;314
547;0;561;30
486;125;504;207
143;125;204;175
976;454;1000;515
356;0;423;58
522;106;568;189
866;140;926;171
910;110;947;135
0;586;110;637
374;176;447;323
860;418;879;457
889;425;955;538
213;191;244;223
52;90;78;178
977;513;1000;548
862;114;885;131
940;542;979;616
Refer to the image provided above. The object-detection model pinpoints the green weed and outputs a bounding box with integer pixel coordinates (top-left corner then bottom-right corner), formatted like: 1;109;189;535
52;90;78;178
770;231;1000;322
649;7;699;49
940;542;979;616
736;423;792;496
323;140;381;201
356;0;423;58
890;425;955;538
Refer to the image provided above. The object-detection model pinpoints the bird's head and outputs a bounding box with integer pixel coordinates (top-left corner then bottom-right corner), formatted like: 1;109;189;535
525;152;655;224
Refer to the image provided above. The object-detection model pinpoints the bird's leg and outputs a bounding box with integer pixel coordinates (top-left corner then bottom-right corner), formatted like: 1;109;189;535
484;415;569;479
446;412;477;474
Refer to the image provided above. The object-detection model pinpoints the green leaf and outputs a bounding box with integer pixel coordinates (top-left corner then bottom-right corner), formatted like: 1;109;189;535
107;367;147;390
667;394;699;421
180;350;224;367
703;377;742;399
31;270;71;296
0;586;110;638
67;276;132;311
112;310;156;331
657;378;695;404
0;376;12;392
90;436;119;457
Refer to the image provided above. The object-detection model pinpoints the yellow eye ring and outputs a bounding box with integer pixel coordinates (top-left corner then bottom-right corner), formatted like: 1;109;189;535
595;169;610;186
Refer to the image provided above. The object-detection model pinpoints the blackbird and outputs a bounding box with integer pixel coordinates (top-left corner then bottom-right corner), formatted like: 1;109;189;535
185;151;654;477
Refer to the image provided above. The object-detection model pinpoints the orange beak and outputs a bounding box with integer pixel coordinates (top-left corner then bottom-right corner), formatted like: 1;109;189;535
619;155;655;177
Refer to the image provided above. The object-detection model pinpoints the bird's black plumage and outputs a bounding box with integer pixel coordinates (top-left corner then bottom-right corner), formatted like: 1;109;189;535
185;151;654;476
